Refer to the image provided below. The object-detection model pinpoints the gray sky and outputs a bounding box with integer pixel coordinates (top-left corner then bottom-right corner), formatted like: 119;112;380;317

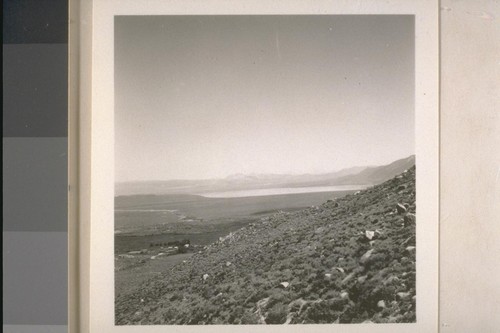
115;15;414;182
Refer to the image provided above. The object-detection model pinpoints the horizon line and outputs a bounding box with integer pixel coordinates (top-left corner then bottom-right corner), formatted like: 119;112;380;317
115;154;415;184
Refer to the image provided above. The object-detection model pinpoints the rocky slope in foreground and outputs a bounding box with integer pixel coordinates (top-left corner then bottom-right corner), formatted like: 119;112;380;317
116;167;416;325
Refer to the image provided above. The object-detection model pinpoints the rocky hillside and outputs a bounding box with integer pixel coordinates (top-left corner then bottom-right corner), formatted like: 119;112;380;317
116;167;416;325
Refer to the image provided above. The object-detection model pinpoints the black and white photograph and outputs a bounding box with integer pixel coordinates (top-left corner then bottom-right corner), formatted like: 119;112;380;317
113;15;418;325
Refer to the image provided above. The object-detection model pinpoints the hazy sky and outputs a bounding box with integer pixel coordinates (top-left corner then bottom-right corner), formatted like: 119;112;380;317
115;15;414;182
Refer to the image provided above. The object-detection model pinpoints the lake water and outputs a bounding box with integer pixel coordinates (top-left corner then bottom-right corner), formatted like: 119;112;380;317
199;185;368;198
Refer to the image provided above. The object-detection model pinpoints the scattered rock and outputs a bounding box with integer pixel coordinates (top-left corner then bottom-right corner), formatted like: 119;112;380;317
365;230;376;240
406;246;416;253
202;274;209;281
377;300;386;309
357;275;368;283
360;249;374;264
256;297;270;309
404;213;416;226
387;315;402;323
118;254;135;259
315;227;325;234
384;275;400;285
340;291;349;299
334;267;345;274
397;292;411;300
396;203;407;214
226;261;232;267
341;273;355;284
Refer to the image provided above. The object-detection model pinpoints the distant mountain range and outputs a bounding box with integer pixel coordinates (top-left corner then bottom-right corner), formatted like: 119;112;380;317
115;155;415;196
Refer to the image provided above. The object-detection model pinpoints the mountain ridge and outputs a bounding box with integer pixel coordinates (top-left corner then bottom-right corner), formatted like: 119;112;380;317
116;155;415;196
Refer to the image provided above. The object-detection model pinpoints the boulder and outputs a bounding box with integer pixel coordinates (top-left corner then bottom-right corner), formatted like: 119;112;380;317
377;300;386;309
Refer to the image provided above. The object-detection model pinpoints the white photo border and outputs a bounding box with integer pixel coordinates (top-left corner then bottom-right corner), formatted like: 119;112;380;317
86;1;439;332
